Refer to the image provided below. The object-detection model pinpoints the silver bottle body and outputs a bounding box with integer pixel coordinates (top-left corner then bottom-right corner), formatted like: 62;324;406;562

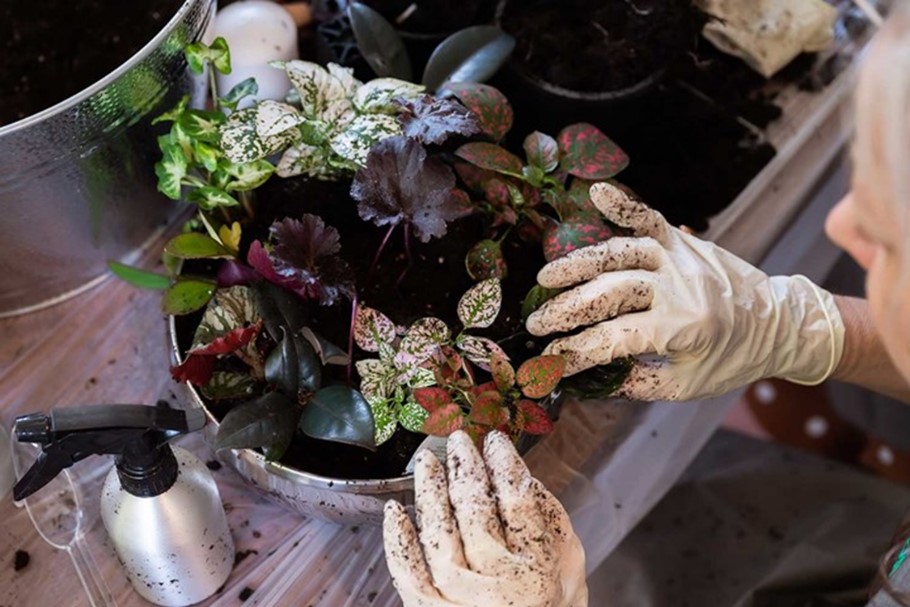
101;446;234;607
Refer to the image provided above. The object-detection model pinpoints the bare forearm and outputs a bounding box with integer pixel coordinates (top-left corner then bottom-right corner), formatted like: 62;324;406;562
830;296;910;403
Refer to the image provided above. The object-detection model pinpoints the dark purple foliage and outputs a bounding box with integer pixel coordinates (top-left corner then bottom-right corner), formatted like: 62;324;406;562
247;215;355;306
216;260;260;287
394;95;481;145
351;136;465;243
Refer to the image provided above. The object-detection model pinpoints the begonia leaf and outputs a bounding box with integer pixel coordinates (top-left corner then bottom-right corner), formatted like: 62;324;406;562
395;95;481;145
516;355;566;399
558;123;629;180
352;136;463;242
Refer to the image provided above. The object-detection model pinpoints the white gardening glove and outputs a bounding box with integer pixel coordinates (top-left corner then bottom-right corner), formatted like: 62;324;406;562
525;182;845;402
383;431;587;607
695;0;838;77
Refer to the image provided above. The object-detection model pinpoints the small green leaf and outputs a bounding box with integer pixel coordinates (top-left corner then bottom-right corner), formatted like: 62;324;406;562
154;135;187;200
152;95;189;125
456;278;502;329
215;392;299;458
178;109;226;144
186;38;232;75
164;233;233;260
300;385;376;450
560;357;634;400
193;140;220;172
220;77;259;110
162;278;216;315
399;400;430;433
455;142;522;175
557;122;629;180
347;2;412;80
187;186;240;211
422;26;515;92
108;261;170;290
223;159;275;192
516;355;566;399
521;284;563;321
210;37;232;74
465;239;507;281
524;131;559;173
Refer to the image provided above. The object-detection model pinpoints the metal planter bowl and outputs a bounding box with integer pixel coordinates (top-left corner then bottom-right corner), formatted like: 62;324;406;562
0;0;215;317
169;314;559;525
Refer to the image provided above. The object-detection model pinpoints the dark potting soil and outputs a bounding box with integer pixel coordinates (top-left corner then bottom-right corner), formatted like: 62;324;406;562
499;0;702;93
176;177;549;480
0;0;184;126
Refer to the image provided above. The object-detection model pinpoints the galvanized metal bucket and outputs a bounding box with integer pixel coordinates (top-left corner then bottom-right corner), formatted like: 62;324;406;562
0;0;216;317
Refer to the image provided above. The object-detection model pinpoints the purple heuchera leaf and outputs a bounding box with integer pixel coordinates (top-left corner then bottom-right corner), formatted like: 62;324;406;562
216;260;260;287
247;214;355;306
394;95;481;145
352;136;464;243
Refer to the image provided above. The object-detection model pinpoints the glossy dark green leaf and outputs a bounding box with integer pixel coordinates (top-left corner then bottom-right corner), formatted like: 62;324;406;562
423;26;515;92
164;233;233;260
214;392;300;460
265;328;299;397
162;278;216;315
348;2;412;80
301;327;350;366
521;284;562;321
253;282;309;343
108;261;170;290
293;333;322;393
299;385;376;450
561;357;635;401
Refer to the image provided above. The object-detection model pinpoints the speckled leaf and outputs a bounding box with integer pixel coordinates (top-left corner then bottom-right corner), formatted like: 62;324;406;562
566;178;598;214
347;2;412;80
542;216;615;262
490;353;515;392
329;113;401;166
215;392;299;454
515;400;554;435
399;400;430;434
300;385;376;449
163;278;216;315
456;278;502;329
202;372;258;401
164;233;233;260
353;78;424;114
189;323;260;358
413;387;454;413
328;63;361;98
255;100;304;138
356;359;395;401
524;131;559;172
220;107;297;164
353;306;396;352
465;239;507;281
409;367;436;389
422;403;465;437
190;286;258;348
456;335;507;371
521;285;563;321
558;123;629;180
284;60;349;119
276;143;336;179
224;159;276;193
400;317;451;362
220;77;258;111
468;391;509;427
455;142;522;175
517;355;566;399
442;82;513;141
369;395;398;446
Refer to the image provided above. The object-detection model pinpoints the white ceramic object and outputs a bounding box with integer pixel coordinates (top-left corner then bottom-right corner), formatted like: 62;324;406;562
213;0;299;105
0;422;11;500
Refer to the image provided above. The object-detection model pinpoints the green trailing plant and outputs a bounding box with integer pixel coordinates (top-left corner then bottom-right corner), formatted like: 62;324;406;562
352;278;564;446
347;1;515;92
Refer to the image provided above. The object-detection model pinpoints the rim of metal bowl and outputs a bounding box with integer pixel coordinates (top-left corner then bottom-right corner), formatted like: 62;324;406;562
167;314;415;496
0;0;214;137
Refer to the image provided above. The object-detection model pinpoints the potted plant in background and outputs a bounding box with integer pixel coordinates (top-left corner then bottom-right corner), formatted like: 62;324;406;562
0;0;215;316
114;35;633;523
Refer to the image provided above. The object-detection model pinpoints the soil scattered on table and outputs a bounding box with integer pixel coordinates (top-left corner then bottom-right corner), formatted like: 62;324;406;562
13;550;30;572
206;460;223;472
234;549;258;566
238;586;254;601
0;0;184;126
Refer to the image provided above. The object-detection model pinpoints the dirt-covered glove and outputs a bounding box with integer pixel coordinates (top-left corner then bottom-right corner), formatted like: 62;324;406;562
525;182;845;402
383;431;587;607
695;0;838;77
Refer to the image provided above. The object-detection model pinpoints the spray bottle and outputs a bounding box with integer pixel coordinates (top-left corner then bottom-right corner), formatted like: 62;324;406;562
13;405;234;607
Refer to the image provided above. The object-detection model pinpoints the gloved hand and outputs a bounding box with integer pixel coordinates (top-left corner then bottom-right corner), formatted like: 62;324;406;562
526;182;845;402
383;431;587;607
695;0;838;78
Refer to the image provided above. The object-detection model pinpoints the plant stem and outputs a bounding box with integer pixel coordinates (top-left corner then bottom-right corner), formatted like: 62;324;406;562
495;225;514;244
347;295;359;384
395;227;413;288
209;65;220;113
239;190;254;220
366;224;397;286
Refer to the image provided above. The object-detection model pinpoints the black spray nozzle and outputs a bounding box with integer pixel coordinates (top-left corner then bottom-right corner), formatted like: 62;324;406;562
13;405;206;501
